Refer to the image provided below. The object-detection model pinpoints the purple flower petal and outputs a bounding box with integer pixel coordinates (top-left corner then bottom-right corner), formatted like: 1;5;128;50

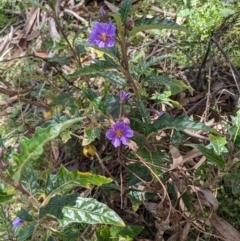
88;22;116;48
120;136;130;145
112;137;121;147
12;217;24;229
119;90;131;102
106;121;134;147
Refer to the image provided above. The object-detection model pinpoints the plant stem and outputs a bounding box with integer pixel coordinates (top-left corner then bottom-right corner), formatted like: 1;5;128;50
0;172;30;197
120;37;140;99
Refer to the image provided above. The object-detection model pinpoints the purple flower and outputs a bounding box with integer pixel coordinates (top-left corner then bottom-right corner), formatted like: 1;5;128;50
106;121;134;147
88;22;116;48
12;217;24;229
99;7;108;19
119;90;131;102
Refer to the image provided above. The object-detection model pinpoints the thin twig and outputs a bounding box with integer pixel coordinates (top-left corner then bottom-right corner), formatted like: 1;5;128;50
211;36;240;94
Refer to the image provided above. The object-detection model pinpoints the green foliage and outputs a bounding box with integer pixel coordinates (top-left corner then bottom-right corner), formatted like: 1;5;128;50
45;166;112;196
129;16;190;38
1;0;240;240
13;117;84;181
39;193;125;227
119;0;132;22
150;113;219;134
230;110;240;145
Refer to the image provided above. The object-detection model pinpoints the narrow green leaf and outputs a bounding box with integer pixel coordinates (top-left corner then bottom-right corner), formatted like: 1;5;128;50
129;17;189;38
45;166;112;196
208;134;228;155
119;0;132;22
187;144;225;168
111;13;124;37
13;117;84;181
151;113;219;135
39;193;125;227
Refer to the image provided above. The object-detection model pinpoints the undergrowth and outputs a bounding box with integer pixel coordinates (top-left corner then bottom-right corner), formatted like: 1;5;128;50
0;0;240;241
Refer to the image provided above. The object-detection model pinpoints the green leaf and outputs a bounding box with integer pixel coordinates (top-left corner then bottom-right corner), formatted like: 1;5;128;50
0;186;14;203
50;226;79;241
137;149;164;176
127;191;155;212
147;71;192;95
105;95;120;118
208;134;228;155
17;224;35;241
151;113;219;135
177;8;194;17
21;166;39;195
110;225;144;241
221;8;235;18
138;55;170;76
48;55;70;65
45;166;112;196
69;55;119;77
100;71;127;86
83;88;105;114
82;127;101;146
119;0;132;22
111;13;124;37
127;163;151;185
229;110;240;145
136;100;150;124
17;208;34;222
224;173;240;195
39;193;125;227
13;117;84;181
96;225;111;241
187;144;225;168
151;90;183;109
129;17;189;38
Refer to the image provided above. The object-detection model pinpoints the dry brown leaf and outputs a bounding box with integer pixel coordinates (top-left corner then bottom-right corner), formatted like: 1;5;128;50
169;145;183;170
182;148;202;166
24;7;39;37
128;140;139;152
181;222;191;241
144;202;158;217
193;156;206;169
190;186;219;211
210;215;240;241
51;140;59;162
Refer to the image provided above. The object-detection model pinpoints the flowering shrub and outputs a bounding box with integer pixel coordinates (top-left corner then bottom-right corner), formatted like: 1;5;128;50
1;0;238;240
